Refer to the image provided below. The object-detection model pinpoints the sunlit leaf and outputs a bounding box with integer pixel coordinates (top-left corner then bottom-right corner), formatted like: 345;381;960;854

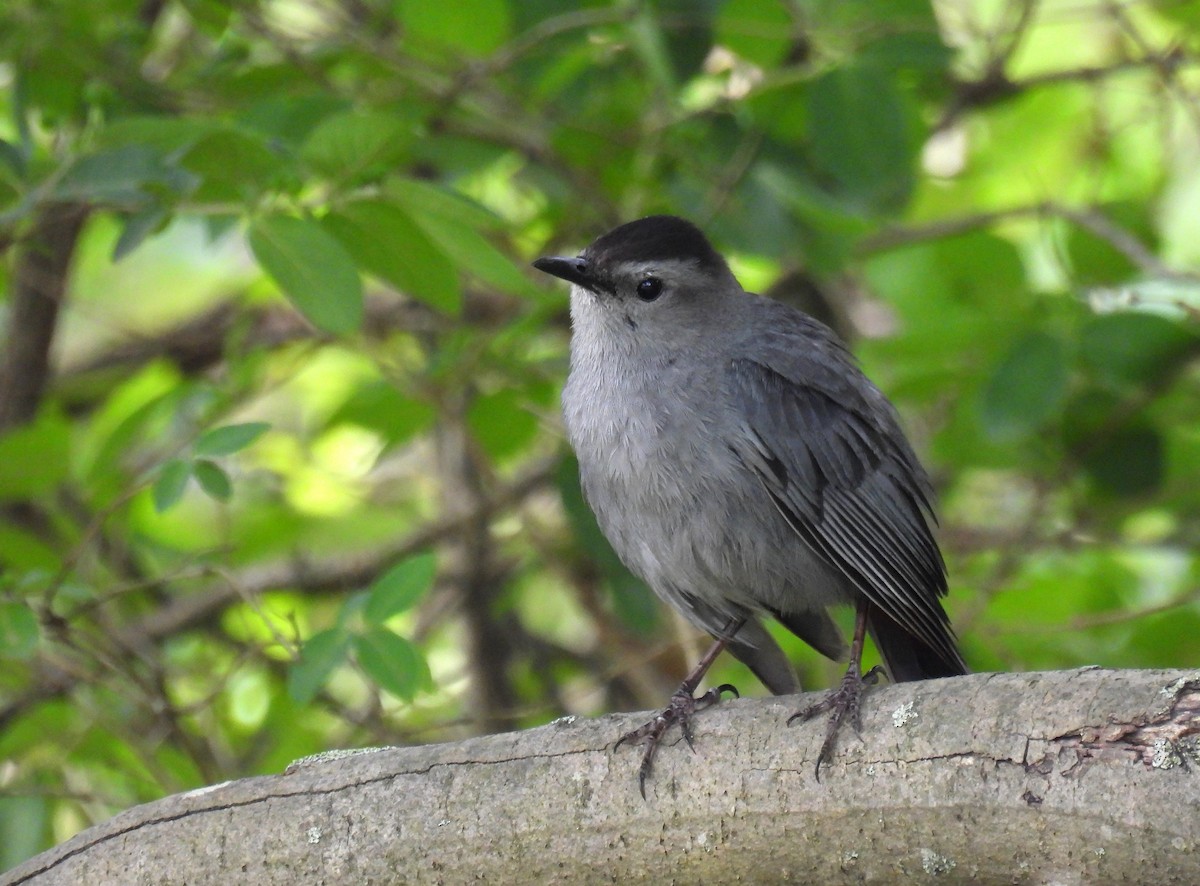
0;411;70;500
399;0;512;56
0;524;60;571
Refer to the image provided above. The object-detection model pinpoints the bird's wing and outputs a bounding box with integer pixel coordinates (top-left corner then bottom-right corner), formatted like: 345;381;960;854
726;323;961;669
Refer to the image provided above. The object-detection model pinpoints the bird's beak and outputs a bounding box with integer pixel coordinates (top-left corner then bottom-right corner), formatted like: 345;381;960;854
532;255;597;292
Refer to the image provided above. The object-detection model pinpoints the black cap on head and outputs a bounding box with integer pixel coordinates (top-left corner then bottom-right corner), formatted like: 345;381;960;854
585;215;726;272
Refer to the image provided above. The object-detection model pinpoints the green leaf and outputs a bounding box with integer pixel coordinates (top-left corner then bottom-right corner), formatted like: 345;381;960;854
0;524;60;571
1082;424;1165;498
1066;202;1158;285
336;591;370;632
195;422;271;456
980;332;1071;441
0;411;70;500
193;459;232;501
180;128;286;203
650;0;716;81
322;199;461;313
1062;388;1121;451
95;117;219;153
859;32;955;72
81;361;182;487
0;796;48;873
153;459;192;512
0;602;39;660
0;138;26;178
301;111;412;182
467;388;540;459
288;628;350;705
716;0;794;67
364;553;437;624
387;178;505;231
1080;313;1200;388
1126;609;1200;667
399;0;512;56
327;380;435;444
747;82;809;145
249;214;364;334
353;628;431;701
112;206;169;261
239;94;349;147
807;64;921;212
389;181;536;296
53;146;194;206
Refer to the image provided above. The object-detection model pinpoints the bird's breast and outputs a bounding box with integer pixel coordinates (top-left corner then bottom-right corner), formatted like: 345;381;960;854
564;354;757;585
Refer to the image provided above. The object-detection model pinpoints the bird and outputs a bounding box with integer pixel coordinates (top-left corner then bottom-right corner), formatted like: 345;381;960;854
533;215;966;794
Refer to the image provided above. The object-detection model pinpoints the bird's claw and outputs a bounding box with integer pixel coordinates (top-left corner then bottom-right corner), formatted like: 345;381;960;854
615;683;739;799
787;663;883;781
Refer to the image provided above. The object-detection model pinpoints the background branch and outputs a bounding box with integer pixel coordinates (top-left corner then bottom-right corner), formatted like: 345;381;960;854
0;204;89;430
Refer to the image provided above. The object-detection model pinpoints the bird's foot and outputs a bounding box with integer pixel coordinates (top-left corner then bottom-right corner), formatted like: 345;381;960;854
787;663;883;780
615;683;739;799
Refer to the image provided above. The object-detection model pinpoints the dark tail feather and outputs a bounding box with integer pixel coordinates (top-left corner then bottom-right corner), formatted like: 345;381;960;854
725;618;800;696
771;607;848;664
867;608;967;683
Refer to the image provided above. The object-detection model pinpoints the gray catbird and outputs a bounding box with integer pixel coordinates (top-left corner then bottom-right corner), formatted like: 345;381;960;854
534;215;966;793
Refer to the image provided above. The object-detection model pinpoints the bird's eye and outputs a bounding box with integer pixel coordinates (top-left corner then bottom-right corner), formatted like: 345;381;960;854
636;277;663;301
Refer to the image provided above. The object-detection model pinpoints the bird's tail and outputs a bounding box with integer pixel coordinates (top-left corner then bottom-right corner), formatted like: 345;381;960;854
866;607;967;682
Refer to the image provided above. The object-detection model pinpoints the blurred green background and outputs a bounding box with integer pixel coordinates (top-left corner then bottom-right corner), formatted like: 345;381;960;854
2;0;1200;868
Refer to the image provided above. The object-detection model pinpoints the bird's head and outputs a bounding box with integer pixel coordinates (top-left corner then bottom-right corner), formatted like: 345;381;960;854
533;215;739;336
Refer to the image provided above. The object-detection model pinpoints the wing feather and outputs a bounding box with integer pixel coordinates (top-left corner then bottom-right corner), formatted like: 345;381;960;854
728;338;963;669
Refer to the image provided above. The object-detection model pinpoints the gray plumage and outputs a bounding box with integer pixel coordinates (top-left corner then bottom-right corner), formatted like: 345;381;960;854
540;215;965;698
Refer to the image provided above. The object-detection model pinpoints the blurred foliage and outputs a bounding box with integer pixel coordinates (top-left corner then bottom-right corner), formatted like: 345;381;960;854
2;0;1200;867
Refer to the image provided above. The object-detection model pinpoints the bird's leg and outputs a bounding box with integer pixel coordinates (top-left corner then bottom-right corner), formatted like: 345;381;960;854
615;617;744;798
787;599;883;780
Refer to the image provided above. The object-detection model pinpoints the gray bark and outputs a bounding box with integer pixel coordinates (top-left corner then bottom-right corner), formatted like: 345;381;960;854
5;668;1199;885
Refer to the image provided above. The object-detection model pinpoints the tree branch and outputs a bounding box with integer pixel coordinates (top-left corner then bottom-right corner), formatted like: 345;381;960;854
0;203;89;431
938;46;1196;131
6;669;1198;884
435;389;519;733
